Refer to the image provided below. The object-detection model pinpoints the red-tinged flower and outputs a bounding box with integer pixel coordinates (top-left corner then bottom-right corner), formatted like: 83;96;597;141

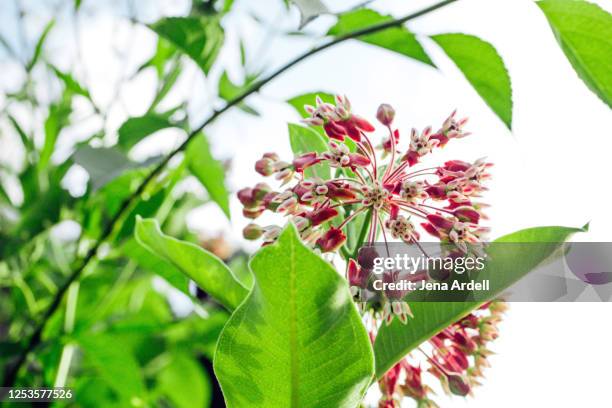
292;152;321;173
421;222;441;238
316;227;346;252
453;206;480;224
403;150;419;167
321;141;370;168
425;183;447;200
347;259;369;297
402;127;439;166
323;121;348;141
385;215;419;243
400;180;428;204
303;95;374;142
325;180;358;200
380;129;400;158
427;214;455;231
348;153;370;167
400;363;429;401
306;206;338;226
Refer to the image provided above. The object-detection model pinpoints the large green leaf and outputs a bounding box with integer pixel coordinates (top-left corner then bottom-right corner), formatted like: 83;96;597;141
186;133;230;218
78;334;147;404
134;217;247;310
149;16;224;75
432;33;513;129
123;239;190;296
373;224;586;377
214;224;373;407
288;123;329;180
328;9;433;66
156;352;211;408
537;0;612;108
117;114;177;151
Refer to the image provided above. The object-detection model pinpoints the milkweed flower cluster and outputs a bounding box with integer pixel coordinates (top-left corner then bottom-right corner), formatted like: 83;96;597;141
238;95;500;406
239;95;492;311
377;301;506;408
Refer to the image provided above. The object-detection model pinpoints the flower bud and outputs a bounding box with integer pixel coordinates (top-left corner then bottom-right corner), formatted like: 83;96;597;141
253;183;272;200
447;374;470;396
237;188;257;208
377;103;395;126
293;216;310;232
316;228;346;252
354;249;377;276
242;207;264;219
255;158;274;176
243;223;263;240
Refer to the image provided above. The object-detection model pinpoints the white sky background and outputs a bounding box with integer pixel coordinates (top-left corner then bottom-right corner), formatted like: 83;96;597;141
1;0;612;406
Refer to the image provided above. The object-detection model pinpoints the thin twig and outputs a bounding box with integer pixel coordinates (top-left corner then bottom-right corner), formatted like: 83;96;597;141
1;0;459;389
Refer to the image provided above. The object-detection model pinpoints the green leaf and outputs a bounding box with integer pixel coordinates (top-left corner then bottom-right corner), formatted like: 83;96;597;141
328;9;434;66
7;114;34;153
373;224;587;377
27;19;55;72
219;71;260;115
50;65;91;99
117;114;177;151
214;224;373;407
39;98;72;171
537;0;612;108
150;16;224;75
288;123;329;180
135;217;248;310
292;0;329;28
287;91;335;118
156;353;211;408
432;33;513;129
149;60;182;111
73;145;146;190
124;239;190;296
78;334;147;404
186;133;231;219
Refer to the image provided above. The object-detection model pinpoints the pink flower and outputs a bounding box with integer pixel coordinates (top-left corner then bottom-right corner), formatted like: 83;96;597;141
316;228;346;252
292;152;321;173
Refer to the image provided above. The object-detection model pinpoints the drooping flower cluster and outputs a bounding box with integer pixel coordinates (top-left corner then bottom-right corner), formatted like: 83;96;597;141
377;301;506;408
238;95;500;406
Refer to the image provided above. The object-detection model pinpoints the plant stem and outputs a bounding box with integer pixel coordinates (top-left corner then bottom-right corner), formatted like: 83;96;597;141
352;209;373;259
0;0;460;389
